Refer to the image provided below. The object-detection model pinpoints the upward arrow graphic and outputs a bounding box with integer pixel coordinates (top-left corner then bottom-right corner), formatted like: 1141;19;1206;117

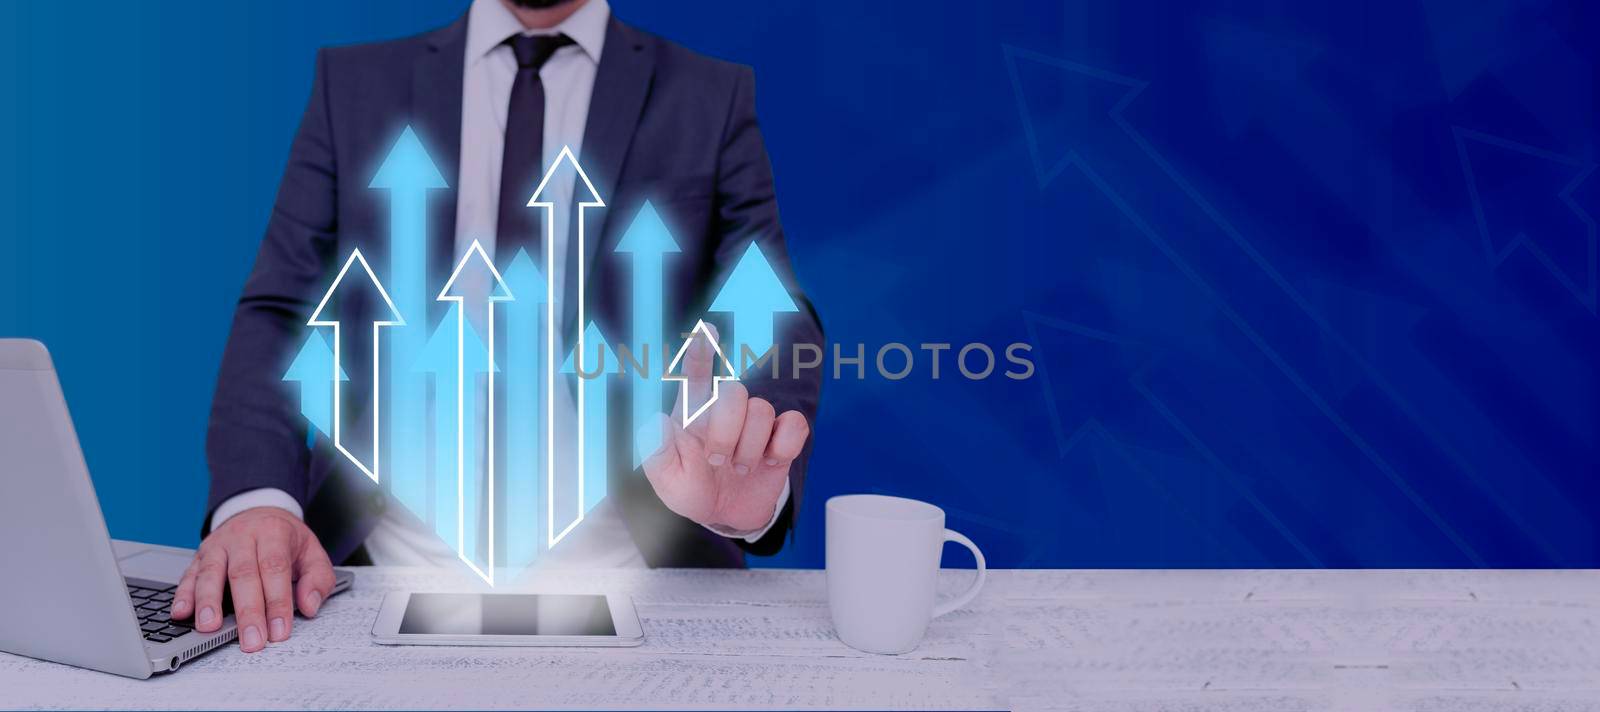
437;239;512;586
528;146;604;552
370;129;447;320
614;201;680;465
413;305;495;572
370;126;449;515
282;332;347;449
664;319;737;427
371;126;449;192
559;321;622;544
501;248;548;570
708;242;798;375
307;249;404;484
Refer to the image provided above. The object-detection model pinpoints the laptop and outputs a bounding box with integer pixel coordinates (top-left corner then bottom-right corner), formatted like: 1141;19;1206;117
0;339;353;678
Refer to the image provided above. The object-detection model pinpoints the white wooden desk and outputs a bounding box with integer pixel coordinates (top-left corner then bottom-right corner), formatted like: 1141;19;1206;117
2;568;1597;710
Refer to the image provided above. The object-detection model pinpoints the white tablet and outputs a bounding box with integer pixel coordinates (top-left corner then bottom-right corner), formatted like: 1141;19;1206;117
371;592;644;647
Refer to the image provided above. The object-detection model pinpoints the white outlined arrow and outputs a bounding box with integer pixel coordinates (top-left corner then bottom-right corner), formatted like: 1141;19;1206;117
664;319;737;427
528;146;604;548
437;239;513;586
307;249;404;484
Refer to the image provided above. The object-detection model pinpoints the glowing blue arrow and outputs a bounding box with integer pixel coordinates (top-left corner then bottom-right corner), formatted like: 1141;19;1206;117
501;247;547;571
307;250;404;484
437;240;512;585
708;242;798;375
412;304;495;572
370;126;448;520
561;321;621;521
282;332;347;449
614;201;680;464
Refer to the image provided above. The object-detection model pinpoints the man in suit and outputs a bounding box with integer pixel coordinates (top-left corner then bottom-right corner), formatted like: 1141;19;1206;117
173;0;822;653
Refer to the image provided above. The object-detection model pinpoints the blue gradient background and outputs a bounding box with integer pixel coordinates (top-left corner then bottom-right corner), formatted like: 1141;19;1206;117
2;1;1595;568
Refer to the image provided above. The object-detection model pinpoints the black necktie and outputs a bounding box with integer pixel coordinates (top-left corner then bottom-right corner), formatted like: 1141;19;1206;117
497;33;576;264
488;34;573;569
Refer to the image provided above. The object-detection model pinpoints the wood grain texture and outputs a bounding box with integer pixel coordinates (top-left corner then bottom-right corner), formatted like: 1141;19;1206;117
2;568;1597;710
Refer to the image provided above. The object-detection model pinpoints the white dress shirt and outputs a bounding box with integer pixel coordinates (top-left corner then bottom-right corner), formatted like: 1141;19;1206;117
214;0;786;570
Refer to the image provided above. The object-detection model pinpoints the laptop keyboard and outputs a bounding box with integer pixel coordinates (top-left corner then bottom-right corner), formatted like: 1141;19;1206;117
126;583;193;643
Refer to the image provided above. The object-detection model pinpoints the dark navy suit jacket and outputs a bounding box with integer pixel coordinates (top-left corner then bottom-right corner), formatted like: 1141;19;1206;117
205;13;822;568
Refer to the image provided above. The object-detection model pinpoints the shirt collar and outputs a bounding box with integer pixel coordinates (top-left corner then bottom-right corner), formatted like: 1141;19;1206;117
466;0;609;66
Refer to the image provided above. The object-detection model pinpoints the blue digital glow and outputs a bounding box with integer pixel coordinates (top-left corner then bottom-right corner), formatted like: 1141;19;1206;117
614;200;680;464
306;249;403;483
371;125;449;527
501;248;547;572
412;304;494;565
561;321;620;518
707;242;799;375
282;331;346;449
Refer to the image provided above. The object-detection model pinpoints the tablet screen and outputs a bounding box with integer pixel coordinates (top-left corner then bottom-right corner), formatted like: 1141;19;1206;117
398;593;617;636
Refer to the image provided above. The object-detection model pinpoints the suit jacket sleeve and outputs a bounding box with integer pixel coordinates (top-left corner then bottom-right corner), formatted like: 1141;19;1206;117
204;49;340;528
711;67;825;555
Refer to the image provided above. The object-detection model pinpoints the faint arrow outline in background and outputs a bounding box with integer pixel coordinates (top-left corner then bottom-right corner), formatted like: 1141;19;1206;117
1003;45;1492;565
1023;310;1323;566
1454;126;1597;313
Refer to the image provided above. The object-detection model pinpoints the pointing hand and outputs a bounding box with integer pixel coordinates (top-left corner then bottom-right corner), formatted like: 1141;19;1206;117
641;325;809;534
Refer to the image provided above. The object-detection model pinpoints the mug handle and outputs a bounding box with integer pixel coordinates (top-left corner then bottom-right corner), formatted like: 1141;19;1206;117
932;529;987;618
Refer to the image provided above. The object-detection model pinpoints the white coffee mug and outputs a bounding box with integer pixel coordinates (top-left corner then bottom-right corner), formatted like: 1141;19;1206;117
826;494;987;654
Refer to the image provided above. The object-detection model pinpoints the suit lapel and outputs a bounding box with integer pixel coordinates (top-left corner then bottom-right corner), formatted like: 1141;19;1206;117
413;17;468;311
563;18;655;339
314;17;467;564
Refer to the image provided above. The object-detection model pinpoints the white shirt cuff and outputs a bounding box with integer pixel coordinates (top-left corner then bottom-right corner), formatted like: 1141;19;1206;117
702;478;791;543
210;488;304;533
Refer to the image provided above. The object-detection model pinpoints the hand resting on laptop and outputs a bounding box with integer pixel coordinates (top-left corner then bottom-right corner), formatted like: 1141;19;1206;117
170;507;337;653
